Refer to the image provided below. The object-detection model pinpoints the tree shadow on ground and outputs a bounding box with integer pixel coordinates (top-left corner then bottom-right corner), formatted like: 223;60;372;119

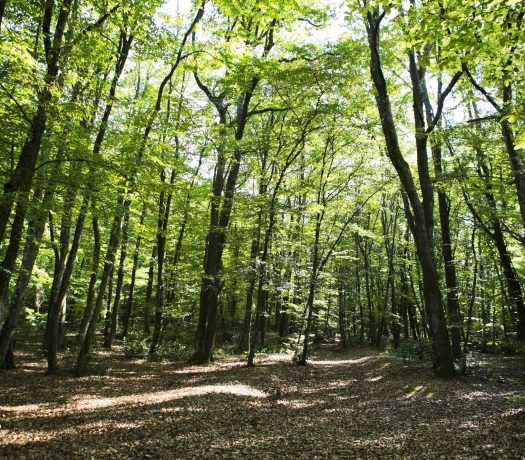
1;343;524;459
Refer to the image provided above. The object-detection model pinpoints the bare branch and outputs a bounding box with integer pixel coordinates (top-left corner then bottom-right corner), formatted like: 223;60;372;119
247;106;291;118
463;64;502;112
426;71;462;133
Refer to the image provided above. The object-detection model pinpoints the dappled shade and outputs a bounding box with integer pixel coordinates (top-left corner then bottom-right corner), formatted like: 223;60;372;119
1;344;524;458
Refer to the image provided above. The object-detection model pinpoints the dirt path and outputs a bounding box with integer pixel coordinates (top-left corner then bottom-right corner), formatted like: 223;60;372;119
1;343;524;459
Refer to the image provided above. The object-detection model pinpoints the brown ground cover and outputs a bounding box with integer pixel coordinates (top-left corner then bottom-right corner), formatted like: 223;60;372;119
1;342;524;459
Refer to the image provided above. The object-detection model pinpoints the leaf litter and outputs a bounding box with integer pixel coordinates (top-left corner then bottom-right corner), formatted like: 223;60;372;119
1;342;524;459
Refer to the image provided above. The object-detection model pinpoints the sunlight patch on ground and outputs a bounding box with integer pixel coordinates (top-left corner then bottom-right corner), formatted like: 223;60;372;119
459;391;496;401
71;384;266;410
259;353;294;363
351;433;406;448
402;385;426;399
500;407;525;418
460;421;479;429
1;420;145;447
1;384;266;415
276;399;319;409
0;403;43;413
171;361;242;375
327;379;358;387
314;357;373;366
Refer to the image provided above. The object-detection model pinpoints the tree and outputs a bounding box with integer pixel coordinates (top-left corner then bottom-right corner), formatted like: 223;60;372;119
362;2;457;377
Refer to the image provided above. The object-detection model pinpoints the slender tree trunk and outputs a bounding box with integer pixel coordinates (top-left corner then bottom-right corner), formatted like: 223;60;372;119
46;198;88;373
491;226;525;338
165;163;196;305
239;237;259;351
298;184;324;365
103;209;129;348
338;277;347;347
0;0;7;31
120;204;145;339
47;190;74;327
144;245;155;333
77;217;100;346
76;197;128;374
466;72;525;230
298;275;317;365
422;77;463;359
463;227;478;359
0;0;73;245
465;148;525;339
103;255;115;341
150;170;175;354
46;32;133;366
0;202;26;311
359;235;375;345
0;185;55;368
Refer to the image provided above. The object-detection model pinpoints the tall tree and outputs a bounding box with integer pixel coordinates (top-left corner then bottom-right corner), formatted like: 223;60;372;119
362;3;458;377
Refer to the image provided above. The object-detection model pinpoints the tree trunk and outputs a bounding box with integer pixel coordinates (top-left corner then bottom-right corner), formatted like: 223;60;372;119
338;278;347;347
239;237;259;351
47;190;74;334
120;205;145;340
422;75;463;359
46;31;133;364
0;0;6;31
144;245;155;333
466;147;525;339
150;170;175;355
103;208;129;348
0;0;73;245
76;198;127;374
0;188;54;368
365;10;454;377
77;217;100;346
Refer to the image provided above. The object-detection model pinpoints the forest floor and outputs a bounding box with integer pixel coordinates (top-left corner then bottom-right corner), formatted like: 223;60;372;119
1;340;525;459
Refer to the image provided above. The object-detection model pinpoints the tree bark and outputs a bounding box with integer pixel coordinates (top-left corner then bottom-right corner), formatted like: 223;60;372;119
76;198;128;374
422;76;463;359
77;217;100;346
0;0;73;246
103;209;129;348
120;205;145;339
365;10;454;377
150;170;175;354
0;185;55;368
0;0;6;31
45;31;133;368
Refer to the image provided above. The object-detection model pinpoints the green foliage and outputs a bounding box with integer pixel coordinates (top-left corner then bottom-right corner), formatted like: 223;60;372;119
1;0;525;375
21;307;47;329
390;339;434;365
123;332;192;362
148;341;193;362
498;338;525;357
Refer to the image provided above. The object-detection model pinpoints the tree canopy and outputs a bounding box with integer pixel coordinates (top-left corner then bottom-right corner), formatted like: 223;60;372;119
0;0;524;381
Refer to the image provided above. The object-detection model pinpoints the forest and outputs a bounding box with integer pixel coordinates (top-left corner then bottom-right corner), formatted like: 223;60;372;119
1;0;524;458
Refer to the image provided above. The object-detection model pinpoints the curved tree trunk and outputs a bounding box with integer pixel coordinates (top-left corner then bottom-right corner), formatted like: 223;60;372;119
0;187;54;368
365;10;455;377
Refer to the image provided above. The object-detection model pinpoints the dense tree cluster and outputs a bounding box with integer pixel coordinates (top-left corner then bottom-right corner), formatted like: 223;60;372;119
0;0;524;377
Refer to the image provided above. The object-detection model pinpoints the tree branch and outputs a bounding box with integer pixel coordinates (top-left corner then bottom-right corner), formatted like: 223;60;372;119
426;71;462;133
462;63;502;112
247;106;291;118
